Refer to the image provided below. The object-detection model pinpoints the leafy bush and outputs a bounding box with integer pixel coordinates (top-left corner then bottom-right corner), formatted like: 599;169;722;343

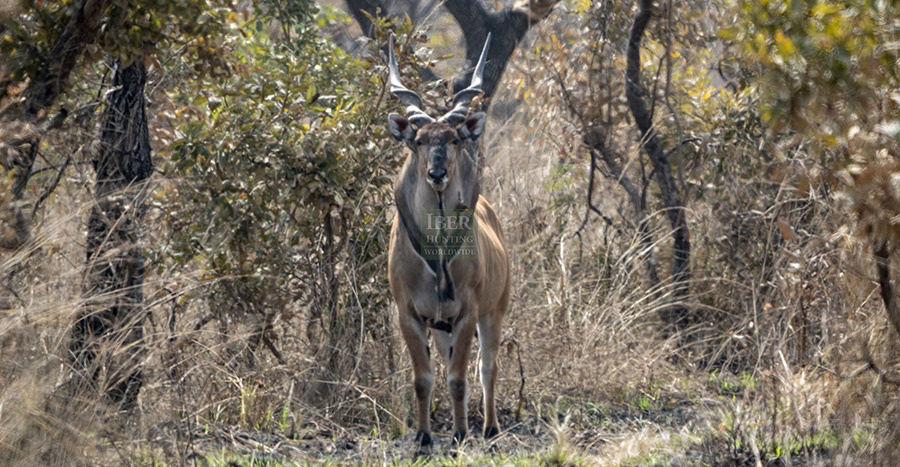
159;6;402;407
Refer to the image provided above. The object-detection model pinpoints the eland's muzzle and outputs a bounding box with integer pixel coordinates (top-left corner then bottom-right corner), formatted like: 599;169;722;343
427;167;447;185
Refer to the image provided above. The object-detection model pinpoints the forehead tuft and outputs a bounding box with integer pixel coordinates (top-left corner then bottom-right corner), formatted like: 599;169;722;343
416;122;457;142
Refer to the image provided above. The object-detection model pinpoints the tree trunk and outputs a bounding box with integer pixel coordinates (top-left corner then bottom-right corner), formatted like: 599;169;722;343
5;0;108;199
444;0;558;104
69;57;152;410
625;0;692;333
343;0;558;106
344;0;389;39
343;0;440;81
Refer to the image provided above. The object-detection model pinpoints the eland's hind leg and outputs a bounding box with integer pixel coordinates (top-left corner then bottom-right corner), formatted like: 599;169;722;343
477;313;503;439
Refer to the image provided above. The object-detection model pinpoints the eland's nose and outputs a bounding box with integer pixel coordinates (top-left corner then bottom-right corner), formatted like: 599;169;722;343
427;168;447;182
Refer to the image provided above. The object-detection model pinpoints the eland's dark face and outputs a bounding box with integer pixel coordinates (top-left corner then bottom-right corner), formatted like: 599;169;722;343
415;123;459;191
388;113;485;193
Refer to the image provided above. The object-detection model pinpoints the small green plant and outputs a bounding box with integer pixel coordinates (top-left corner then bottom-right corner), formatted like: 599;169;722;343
240;384;254;428
709;370;759;396
279;404;292;434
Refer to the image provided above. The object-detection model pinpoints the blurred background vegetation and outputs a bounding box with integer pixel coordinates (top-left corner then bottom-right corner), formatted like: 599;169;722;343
1;0;898;465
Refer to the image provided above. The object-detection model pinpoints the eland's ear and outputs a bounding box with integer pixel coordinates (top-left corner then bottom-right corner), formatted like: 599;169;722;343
388;113;415;142
458;112;486;141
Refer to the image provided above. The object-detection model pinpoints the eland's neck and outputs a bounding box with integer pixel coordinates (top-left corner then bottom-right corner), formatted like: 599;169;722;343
396;162;479;237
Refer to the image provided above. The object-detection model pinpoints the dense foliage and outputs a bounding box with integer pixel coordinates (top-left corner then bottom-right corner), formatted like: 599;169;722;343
732;0;900;245
156;5;416;404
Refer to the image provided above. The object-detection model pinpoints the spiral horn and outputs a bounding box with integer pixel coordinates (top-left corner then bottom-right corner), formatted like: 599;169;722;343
439;33;491;125
388;34;435;127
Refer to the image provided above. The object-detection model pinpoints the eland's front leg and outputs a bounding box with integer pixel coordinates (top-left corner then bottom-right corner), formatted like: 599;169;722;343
446;316;477;444
398;306;433;453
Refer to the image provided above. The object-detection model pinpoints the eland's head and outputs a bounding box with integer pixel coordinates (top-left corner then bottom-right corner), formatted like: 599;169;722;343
386;33;490;194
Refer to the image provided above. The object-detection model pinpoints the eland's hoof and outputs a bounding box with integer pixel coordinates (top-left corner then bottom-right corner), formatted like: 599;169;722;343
414;431;432;456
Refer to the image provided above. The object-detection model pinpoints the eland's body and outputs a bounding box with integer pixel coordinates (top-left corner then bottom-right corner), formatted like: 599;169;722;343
385;34;511;452
390;195;508;327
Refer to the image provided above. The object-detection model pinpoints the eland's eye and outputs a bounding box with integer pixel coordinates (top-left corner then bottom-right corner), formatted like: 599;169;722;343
416;140;425;146
450;139;460;145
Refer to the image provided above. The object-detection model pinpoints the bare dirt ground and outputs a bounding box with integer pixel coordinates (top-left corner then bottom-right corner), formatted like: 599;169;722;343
137;393;834;466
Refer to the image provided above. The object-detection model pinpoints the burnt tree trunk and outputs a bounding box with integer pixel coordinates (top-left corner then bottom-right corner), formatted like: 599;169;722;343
69;58;152;409
626;0;692;334
443;0;558;180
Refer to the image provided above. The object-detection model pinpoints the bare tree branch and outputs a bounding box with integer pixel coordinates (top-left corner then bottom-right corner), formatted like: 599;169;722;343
626;0;692;332
544;48;662;295
31;152;73;218
587;143;661;294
